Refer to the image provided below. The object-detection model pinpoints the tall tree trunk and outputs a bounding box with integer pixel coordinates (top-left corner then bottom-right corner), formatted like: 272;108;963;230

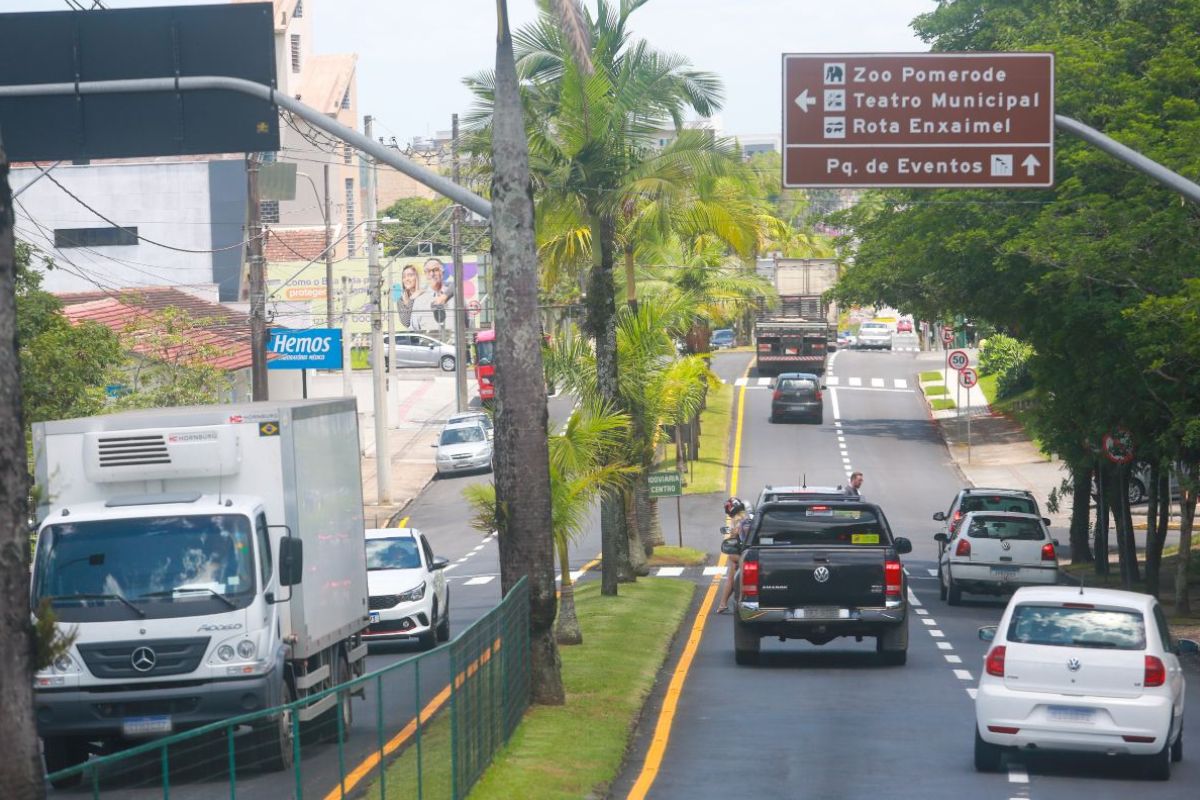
1176;463;1196;615
491;2;563;704
0;133;44;800
1095;460;1110;576
1113;463;1138;587
624;245;638;311
586;213;631;593
555;538;582;645
1068;463;1093;565
623;489;649;576
1145;463;1164;597
638;471;662;553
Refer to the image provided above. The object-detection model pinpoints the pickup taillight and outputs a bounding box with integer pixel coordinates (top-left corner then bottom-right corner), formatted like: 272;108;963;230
884;559;902;597
955;538;971;557
741;558;759;599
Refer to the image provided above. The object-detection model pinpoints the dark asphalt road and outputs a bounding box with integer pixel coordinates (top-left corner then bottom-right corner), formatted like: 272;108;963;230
614;347;1200;800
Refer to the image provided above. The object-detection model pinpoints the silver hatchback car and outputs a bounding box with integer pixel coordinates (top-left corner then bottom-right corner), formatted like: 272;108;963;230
432;421;492;476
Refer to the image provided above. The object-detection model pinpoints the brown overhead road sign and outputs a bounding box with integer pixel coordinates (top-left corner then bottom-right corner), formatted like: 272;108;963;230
783;53;1054;188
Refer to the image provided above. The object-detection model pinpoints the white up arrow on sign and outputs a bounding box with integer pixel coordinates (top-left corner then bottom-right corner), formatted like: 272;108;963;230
794;89;816;112
1022;154;1041;175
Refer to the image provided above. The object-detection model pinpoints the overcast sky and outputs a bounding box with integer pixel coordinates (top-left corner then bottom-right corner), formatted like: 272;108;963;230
7;1;935;141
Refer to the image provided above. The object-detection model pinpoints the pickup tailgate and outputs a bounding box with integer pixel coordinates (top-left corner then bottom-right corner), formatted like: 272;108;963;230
757;547;887;608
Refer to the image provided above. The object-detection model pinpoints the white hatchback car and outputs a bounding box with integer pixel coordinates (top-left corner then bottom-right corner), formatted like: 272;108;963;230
363;528;449;650
975;586;1198;779
936;511;1059;605
433;420;493;476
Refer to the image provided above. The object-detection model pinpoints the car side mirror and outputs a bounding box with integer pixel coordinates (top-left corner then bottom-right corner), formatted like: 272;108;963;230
978;626;997;642
932;511;946;522
1042;517;1052;526
933;532;948;544
720;539;743;555
279;537;304;587
430;556;450;571
1176;639;1199;656
893;537;912;555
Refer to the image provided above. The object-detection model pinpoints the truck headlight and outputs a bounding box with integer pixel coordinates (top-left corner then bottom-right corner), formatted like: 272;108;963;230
53;654;76;674
236;639;257;660
217;644;236;662
396;581;426;603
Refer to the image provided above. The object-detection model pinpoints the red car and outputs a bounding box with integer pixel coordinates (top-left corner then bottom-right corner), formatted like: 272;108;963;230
896;319;914;333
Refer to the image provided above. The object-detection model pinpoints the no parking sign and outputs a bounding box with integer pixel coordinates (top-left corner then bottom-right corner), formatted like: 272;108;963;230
959;367;978;388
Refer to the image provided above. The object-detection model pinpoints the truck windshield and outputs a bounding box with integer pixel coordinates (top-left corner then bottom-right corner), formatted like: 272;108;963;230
33;514;256;618
755;507;888;546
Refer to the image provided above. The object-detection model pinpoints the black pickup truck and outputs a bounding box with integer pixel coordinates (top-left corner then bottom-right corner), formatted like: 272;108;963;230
722;499;913;666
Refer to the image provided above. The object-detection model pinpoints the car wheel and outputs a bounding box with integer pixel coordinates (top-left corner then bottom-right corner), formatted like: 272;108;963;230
768;415;777;424
947;575;963;606
317;651;354;743
252;679;295;773
1141;738;1172;780
733;619;760;666
419;602;439;650
974;728;1004;773
1171;727;1183;763
814;414;824;425
437;591;451;642
43;737;89;788
440;354;455;372
1129;477;1147;505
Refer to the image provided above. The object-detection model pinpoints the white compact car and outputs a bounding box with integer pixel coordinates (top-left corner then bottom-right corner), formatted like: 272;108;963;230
447;410;494;441
363;528;449;649
855;321;892;350
433;420;493;476
975;586;1198;779
936;511;1059;605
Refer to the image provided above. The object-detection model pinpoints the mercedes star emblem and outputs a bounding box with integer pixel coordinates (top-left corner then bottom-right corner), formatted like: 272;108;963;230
130;646;157;673
1067;658;1082;672
813;566;830;583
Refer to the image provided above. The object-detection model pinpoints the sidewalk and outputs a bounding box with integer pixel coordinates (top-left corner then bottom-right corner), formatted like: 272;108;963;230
304;369;467;528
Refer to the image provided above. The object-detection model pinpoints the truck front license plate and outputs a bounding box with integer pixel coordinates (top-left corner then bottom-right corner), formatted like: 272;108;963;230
122;715;173;737
369;612;380;624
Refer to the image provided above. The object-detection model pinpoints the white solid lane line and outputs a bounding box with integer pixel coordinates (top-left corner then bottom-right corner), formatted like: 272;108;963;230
830;387;841;420
464;576;494;586
906;588;922;606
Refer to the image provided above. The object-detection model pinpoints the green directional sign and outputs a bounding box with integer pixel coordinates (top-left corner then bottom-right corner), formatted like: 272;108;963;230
648;470;683;498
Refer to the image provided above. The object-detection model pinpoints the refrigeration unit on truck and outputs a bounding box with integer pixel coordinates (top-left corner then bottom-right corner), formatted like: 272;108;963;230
30;399;370;782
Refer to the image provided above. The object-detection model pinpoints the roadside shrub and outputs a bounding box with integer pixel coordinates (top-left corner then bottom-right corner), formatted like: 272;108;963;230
997;358;1034;399
979;333;1034;400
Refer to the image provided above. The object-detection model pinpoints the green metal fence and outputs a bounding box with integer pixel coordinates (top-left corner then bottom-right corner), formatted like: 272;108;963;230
46;578;530;800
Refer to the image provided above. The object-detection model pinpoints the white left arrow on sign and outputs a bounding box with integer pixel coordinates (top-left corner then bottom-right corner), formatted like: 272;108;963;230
1021;154;1041;175
794;89;816;112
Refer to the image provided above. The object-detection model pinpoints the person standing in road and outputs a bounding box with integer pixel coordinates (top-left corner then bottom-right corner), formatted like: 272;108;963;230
716;497;747;614
844;471;864;497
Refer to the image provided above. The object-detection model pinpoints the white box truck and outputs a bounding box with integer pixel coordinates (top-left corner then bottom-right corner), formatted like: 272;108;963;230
30;399;369;781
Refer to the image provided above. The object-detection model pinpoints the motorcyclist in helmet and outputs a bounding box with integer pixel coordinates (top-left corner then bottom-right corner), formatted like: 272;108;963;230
716;497;747;614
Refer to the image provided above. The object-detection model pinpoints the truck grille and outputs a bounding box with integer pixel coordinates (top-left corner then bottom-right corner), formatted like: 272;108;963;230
77;637;210;679
95;434;171;468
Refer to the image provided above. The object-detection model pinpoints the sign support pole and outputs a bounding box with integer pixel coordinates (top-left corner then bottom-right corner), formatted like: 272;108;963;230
967;383;972;464
676;495;683;548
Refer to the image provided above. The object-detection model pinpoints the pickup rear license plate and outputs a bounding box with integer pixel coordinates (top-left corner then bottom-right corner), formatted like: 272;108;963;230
122;715;173;737
990;565;1021;574
791;607;849;620
1048;706;1095;724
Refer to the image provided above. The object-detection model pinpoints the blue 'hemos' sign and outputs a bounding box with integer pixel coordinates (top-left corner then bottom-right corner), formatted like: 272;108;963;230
267;329;342;370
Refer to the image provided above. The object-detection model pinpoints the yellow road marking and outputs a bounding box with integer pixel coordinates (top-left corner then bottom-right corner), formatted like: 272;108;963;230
395;516;409;528
626;359;750;799
323;638;504;800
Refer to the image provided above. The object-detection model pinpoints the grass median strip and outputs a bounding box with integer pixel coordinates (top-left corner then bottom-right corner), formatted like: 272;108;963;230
469;579;695;800
648;545;708;567
684;381;733;495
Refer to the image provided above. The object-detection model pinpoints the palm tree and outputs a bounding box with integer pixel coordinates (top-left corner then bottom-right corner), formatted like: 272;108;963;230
465;0;726;595
463;401;632;644
489;0;563;703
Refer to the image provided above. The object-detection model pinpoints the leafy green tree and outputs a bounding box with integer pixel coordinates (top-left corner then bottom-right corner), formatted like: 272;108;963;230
465;0;725;595
463;400;632;644
113;307;235;409
380;197;454;257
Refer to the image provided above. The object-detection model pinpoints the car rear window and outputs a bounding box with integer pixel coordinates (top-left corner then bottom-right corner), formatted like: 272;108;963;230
778;378;817;391
966;516;1044;540
1006;605;1146;650
961;495;1036;515
754;507;888;546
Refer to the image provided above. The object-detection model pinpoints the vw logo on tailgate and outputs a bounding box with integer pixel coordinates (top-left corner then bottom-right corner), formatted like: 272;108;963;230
1066;658;1082;672
813;566;831;583
130;646;157;673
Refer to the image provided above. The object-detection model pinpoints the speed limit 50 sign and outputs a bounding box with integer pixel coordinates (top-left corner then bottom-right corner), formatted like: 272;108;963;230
948;349;969;371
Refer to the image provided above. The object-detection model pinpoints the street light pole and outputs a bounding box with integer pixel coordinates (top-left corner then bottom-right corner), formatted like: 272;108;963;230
451;114;468;412
246;152;268;401
366;115;391;503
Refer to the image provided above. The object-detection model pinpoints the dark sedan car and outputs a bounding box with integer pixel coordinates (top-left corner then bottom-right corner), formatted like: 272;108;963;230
769;372;824;424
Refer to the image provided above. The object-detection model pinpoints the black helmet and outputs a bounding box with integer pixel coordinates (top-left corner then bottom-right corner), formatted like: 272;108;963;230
724;497;746;517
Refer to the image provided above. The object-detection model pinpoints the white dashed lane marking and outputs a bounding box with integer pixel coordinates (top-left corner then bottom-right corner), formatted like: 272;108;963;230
953;669;974;681
915;608;929;615
926;568;938;577
756;377;772;386
906;588;921;606
656;567;685;577
937;642;953;650
826;376;840;386
735;377;748;386
945;654;963;664
848;377;862;387
893;378;908;389
966;687;978;699
464;576;494;586
921;618;937;626
702;566;724;576
930;630;945;638
870;378;884;388
1008;766;1029;783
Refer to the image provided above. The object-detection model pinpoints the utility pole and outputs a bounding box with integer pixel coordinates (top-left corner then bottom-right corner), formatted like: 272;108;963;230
451;113;468;412
387;262;395;380
366;115;391;503
324;162;334;328
246;152;268;400
341;276;353;397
